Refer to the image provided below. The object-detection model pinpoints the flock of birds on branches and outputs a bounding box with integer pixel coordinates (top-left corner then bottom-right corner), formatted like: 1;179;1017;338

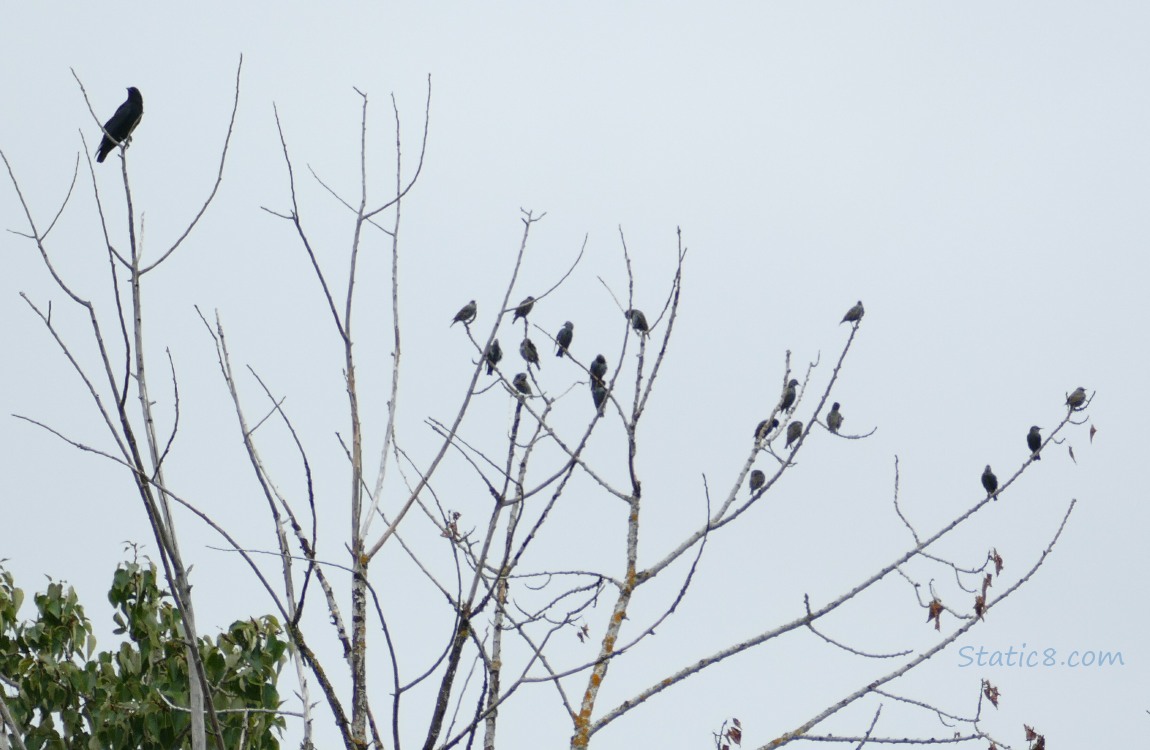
451;293;1089;503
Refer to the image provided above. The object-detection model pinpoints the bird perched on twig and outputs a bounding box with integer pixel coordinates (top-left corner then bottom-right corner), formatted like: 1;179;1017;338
981;465;998;498
590;354;608;386
754;418;779;442
512;373;531;396
555;321;574;357
513;296;535;323
96;87;144;163
749;469;765;493
484;339;502;375
626;309;649;336
780;379;799;413
520;339;540;369
591;381;608;413
827;402;843;434
1027;426;1043;460
841;300;864;325
785;421;803;449
451;300;476;326
1066;387;1087;410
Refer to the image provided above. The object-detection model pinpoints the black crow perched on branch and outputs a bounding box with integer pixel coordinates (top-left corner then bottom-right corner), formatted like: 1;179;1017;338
96;87;144;163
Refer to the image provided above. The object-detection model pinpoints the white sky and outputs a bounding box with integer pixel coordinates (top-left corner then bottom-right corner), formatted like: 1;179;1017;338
1;3;1146;748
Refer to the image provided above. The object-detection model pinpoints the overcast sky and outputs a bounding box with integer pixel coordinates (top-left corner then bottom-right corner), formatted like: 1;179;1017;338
1;3;1145;748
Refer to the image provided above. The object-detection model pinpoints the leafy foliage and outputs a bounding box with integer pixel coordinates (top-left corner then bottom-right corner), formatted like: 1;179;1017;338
0;559;286;749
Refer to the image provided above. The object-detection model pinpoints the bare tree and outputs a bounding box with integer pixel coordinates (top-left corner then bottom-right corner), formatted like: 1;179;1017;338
1;72;1087;750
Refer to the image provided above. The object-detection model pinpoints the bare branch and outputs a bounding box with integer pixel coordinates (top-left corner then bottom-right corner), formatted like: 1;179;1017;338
141;55;243;272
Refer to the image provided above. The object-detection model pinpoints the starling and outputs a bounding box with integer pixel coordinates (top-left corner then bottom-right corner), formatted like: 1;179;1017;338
827;402;843;434
520;338;540;369
749;469;765;493
512;373;531;396
841;300;864;325
626;309;649;336
96;87;144;163
785;420;803;449
591;381;609;412
780;379;799;413
754;418;779;442
513;296;535;323
555;321;574;357
484;339;502;375
451;300;477;326
590;354;608;385
981;465;998;497
1066;387;1087;410
1027;426;1043;460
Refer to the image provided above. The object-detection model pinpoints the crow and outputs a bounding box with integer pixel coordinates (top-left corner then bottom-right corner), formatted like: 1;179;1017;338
96;87;144;163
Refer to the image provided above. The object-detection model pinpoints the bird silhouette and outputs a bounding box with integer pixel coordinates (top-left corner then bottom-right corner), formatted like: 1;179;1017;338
1027;426;1043;460
484;339;502;375
785;421;803;448
591;381;608;413
780;379;799;413
981;465;998;498
626;309;649;336
555;321;574;357
754;418;779;442
513;296;535;323
749;469;765;493
96;87;144;163
590;354;608;385
841;300;864;325
520;338;540;369
1066;387;1087;410
827;403;843;434
512;373;531;395
451;300;476;326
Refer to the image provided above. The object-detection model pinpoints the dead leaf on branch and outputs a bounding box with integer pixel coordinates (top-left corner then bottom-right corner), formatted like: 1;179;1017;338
927;598;944;630
982;679;1000;708
990;548;1004;576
